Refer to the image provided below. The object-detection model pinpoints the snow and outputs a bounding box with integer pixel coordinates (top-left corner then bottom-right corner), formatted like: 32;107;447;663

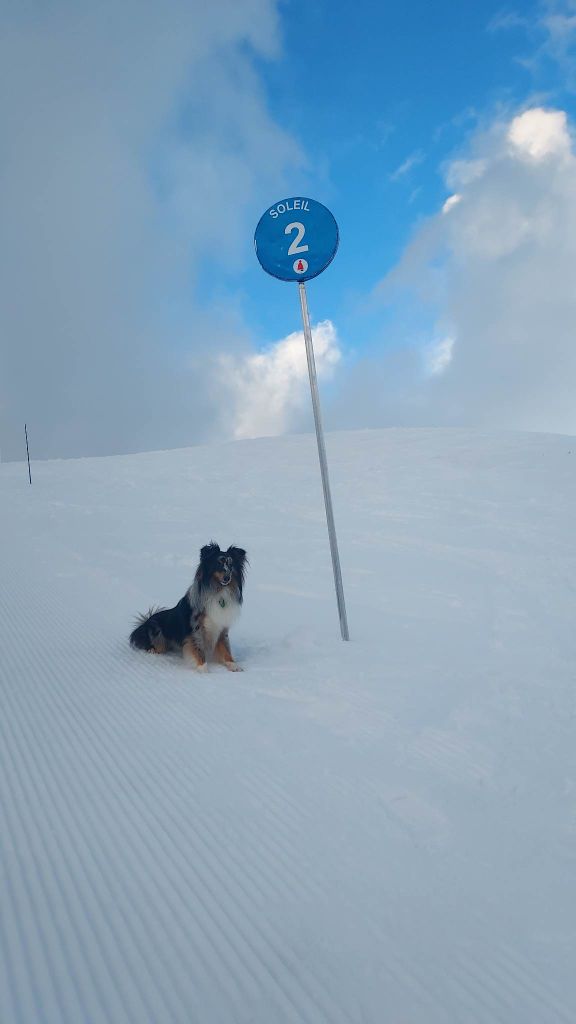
1;427;575;1023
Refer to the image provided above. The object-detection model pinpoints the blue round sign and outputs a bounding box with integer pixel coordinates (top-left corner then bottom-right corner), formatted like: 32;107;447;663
254;197;339;282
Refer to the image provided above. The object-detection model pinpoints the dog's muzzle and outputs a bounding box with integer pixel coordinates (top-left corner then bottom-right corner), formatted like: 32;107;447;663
220;557;233;586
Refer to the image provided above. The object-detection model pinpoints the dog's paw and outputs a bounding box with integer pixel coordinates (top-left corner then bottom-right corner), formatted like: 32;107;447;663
225;662;243;672
195;662;208;673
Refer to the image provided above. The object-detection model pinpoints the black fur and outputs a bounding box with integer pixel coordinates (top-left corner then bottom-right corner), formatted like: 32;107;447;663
129;598;192;652
129;542;247;655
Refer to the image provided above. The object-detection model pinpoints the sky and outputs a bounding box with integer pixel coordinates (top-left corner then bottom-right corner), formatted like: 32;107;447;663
2;0;576;460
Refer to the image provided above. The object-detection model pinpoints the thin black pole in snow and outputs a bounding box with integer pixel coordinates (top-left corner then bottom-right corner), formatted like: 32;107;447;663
25;423;32;485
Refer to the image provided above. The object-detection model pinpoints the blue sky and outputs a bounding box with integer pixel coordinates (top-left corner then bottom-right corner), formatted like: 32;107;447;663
2;0;576;459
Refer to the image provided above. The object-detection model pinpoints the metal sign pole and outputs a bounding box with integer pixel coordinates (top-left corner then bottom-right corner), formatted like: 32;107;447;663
298;282;349;641
25;423;32;485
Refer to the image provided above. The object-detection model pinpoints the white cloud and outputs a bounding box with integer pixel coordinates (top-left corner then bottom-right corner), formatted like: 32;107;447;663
446;158;487;189
390;150;424;181
544;9;576;45
491;1;576;90
487;9;529;33
425;336;455;377
539;1;576;84
442;194;463;214
507;107;571;161
334;106;576;436
221;320;341;439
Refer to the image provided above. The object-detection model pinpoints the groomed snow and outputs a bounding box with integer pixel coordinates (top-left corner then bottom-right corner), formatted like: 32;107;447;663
1;428;575;1023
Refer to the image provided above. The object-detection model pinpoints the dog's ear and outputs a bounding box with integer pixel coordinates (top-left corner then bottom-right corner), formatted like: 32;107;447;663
227;546;247;586
200;541;220;562
227;545;246;566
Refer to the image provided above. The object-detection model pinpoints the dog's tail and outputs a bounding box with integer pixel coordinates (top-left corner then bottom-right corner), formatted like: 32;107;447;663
129;608;166;651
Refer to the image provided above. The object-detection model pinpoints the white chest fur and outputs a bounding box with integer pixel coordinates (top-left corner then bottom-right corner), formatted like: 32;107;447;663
203;591;241;645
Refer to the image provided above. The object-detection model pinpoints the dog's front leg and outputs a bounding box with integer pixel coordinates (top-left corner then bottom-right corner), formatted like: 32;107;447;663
215;630;243;672
182;636;207;672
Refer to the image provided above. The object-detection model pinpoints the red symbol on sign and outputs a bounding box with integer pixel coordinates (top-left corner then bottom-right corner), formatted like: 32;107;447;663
293;257;308;274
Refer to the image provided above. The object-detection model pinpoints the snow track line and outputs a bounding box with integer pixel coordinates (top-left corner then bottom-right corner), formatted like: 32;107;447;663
1;709;173;1024
407;728;495;783
1;647;219;1022
3;658;285;1017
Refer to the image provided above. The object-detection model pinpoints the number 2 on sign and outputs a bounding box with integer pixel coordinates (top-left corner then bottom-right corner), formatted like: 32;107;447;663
285;222;309;256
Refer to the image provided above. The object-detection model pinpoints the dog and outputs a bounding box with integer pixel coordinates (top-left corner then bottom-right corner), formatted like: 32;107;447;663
129;542;247;672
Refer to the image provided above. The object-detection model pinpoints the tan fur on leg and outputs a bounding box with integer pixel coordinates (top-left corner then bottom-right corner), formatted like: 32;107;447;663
182;636;207;672
215;631;243;672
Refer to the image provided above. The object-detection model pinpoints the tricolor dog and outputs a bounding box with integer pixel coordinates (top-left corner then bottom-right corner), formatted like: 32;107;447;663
129;543;247;672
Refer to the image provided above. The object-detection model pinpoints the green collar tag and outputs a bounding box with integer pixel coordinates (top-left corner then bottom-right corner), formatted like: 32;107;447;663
219;597;226;608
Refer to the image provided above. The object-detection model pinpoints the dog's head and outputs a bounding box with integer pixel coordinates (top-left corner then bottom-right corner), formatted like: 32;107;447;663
198;542;247;599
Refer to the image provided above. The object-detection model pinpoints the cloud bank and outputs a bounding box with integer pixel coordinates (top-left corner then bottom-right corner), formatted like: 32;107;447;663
0;0;300;461
333;106;576;436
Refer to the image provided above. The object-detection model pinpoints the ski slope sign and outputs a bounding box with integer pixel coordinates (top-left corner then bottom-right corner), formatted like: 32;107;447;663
254;197;349;640
254;197;339;282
